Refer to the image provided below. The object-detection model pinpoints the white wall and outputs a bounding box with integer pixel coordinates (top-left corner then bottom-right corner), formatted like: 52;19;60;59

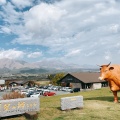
0;79;5;85
93;83;101;89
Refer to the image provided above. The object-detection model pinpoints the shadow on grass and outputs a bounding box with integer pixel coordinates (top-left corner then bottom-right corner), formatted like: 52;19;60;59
0;114;23;120
0;113;38;120
57;107;61;110
84;96;115;102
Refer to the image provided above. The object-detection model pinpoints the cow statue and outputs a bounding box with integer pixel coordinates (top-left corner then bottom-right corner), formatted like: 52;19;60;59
98;62;120;103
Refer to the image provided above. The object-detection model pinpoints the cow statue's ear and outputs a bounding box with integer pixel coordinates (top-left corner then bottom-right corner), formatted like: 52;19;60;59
109;67;114;71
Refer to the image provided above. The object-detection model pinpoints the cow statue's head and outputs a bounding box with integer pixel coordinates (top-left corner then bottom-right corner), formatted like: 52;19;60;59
98;62;114;81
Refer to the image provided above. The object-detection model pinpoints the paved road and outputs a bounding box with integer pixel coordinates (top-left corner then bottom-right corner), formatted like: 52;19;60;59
51;90;70;95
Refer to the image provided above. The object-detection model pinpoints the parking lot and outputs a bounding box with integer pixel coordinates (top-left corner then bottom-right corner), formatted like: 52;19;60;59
0;86;73;99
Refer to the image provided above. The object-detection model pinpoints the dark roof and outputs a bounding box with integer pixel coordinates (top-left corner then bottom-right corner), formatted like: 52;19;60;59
69;72;105;83
9;80;29;85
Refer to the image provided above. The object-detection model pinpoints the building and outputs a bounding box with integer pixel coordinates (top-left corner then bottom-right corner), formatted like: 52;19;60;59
0;79;5;85
0;79;6;90
59;72;108;90
8;80;30;87
4;79;37;88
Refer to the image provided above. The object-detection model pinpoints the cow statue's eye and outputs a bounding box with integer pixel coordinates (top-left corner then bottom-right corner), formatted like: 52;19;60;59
105;70;108;72
100;68;101;70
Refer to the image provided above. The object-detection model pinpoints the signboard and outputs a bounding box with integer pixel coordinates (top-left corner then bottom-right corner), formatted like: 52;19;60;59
0;97;40;117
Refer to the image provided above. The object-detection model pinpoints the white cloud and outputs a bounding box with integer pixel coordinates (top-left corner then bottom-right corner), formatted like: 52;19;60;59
11;0;33;9
65;49;81;57
0;2;22;25
11;2;67;45
104;51;111;60
1;26;11;34
100;7;120;16
1;0;120;65
0;0;6;5
27;52;43;58
24;3;67;38
0;49;25;59
109;24;120;33
105;55;110;60
85;51;96;57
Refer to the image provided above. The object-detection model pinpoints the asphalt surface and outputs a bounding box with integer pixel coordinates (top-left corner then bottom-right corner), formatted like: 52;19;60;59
50;90;70;95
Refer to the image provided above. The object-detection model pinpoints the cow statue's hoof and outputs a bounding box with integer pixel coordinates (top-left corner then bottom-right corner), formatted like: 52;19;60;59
114;100;119;103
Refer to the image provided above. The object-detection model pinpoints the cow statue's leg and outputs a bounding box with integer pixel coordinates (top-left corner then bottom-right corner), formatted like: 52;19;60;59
109;81;119;103
112;91;118;103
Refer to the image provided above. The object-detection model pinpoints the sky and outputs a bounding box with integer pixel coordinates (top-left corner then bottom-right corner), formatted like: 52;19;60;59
0;0;120;66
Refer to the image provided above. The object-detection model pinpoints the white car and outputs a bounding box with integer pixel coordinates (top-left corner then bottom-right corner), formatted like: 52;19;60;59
20;90;29;95
66;88;72;92
30;92;41;97
42;89;50;94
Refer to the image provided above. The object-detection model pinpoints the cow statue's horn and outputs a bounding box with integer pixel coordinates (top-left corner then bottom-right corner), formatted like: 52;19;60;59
96;62;111;67
107;62;111;67
96;64;101;67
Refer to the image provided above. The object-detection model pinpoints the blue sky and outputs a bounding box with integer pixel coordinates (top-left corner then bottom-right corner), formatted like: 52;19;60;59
0;0;120;66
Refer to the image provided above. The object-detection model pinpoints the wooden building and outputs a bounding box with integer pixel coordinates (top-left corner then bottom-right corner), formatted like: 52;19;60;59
5;79;36;88
59;72;108;90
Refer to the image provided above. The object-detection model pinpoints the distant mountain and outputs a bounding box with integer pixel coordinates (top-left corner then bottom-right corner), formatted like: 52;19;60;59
0;58;39;70
0;58;80;70
0;58;98;74
33;60;80;70
20;68;48;74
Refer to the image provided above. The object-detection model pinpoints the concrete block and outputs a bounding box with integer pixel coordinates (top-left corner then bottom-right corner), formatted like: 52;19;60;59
0;97;40;117
61;96;83;110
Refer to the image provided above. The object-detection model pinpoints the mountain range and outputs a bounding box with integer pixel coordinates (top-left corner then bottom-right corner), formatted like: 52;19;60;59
0;58;98;74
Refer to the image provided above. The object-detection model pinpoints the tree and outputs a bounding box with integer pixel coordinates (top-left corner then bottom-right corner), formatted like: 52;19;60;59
28;81;35;87
50;73;65;85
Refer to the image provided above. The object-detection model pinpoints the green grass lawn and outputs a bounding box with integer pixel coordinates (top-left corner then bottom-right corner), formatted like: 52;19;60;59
3;87;120;120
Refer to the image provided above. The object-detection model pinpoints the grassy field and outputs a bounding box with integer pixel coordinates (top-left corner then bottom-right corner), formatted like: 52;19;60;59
3;87;120;120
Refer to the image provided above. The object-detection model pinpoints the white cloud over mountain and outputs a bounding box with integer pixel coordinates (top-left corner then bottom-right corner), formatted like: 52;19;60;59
0;49;25;59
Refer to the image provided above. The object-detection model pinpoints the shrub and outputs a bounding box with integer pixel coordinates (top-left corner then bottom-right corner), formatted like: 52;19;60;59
2;91;26;100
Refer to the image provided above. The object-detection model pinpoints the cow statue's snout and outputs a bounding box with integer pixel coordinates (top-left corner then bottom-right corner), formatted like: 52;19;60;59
98;76;103;81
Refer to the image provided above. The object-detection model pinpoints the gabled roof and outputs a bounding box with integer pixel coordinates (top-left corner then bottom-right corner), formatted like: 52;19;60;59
9;80;29;85
59;72;106;84
70;72;104;83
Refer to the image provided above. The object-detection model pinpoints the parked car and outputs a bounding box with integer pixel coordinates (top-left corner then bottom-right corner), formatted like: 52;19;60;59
37;89;43;95
30;92;41;97
70;88;80;93
20;90;29;96
52;86;59;91
43;91;56;96
66;88;72;92
27;91;34;97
